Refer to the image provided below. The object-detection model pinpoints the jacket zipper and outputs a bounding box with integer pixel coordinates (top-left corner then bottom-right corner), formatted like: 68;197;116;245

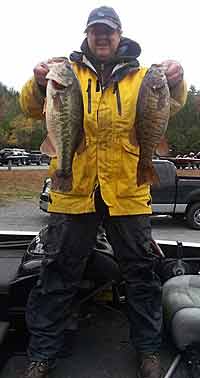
86;79;92;113
113;82;122;115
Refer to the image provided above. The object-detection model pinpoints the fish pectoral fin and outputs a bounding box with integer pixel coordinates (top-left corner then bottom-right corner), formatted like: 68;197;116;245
156;136;169;156
76;134;86;154
129;127;139;147
137;159;160;187
51;170;73;193
40;135;57;157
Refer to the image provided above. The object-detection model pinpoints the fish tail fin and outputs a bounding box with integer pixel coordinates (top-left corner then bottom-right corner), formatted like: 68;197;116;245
137;159;160;187
51;170;73;192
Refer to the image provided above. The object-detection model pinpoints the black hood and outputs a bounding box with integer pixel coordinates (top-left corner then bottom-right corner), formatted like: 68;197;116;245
70;37;141;67
70;36;141;107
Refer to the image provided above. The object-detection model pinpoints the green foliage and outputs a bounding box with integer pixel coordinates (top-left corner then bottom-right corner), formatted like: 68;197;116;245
30;121;46;150
1;81;200;155
0;82;45;150
167;85;200;155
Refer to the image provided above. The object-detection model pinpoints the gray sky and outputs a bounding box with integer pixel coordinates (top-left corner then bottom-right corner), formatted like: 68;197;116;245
1;0;199;91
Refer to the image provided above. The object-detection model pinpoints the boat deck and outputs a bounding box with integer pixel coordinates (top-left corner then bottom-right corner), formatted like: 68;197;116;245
0;232;197;377
0;304;186;378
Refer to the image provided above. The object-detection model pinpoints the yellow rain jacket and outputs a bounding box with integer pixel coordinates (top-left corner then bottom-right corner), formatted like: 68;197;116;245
20;57;187;216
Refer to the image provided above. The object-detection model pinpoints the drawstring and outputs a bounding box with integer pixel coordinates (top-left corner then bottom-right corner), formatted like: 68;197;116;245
113;82;122;116
87;79;92;113
96;80;100;92
87;79;122;115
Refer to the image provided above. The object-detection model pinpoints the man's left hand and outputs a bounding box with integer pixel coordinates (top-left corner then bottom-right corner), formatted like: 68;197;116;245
161;59;184;88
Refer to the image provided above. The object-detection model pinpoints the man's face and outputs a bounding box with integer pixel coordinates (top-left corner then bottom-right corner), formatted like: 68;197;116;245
87;24;121;62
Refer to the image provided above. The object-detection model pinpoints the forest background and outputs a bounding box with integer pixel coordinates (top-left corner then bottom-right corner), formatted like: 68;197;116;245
0;82;200;155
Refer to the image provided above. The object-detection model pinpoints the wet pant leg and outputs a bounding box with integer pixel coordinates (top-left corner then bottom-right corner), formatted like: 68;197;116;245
26;213;100;362
105;214;162;354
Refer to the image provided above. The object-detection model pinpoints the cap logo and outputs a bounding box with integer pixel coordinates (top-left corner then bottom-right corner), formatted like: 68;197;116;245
97;11;105;17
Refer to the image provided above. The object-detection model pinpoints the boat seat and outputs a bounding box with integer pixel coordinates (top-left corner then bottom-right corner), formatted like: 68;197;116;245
21;252;122;284
162;275;200;350
0;258;21;295
0;322;10;344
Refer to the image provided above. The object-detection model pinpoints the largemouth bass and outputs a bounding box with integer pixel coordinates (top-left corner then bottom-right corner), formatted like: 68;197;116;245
134;64;170;186
41;59;84;192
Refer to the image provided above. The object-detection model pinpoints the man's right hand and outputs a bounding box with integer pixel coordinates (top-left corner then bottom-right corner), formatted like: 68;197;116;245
33;57;67;88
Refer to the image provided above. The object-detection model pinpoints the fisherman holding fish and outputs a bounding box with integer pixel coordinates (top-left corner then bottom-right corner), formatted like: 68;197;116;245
20;6;187;378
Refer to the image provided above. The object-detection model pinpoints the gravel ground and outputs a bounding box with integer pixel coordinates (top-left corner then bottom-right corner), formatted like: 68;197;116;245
0;200;49;232
1;200;200;243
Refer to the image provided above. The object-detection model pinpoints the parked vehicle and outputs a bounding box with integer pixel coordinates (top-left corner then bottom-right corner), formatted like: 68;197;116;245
39;160;200;230
1;230;200;377
160;156;200;170
29;151;50;165
152;159;200;229
0;148;31;166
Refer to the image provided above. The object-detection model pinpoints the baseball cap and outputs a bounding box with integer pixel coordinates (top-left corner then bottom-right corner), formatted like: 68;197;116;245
85;6;122;32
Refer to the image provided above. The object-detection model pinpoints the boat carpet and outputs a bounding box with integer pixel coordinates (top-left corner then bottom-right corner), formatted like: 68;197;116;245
0;303;188;378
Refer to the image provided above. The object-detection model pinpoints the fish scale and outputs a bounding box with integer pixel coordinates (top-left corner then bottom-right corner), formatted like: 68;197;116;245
60;96;73;173
40;59;84;192
135;64;170;186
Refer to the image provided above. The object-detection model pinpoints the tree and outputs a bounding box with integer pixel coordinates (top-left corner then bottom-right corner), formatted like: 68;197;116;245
0;82;45;150
167;85;200;155
1;80;200;156
8;114;46;150
0;82;21;148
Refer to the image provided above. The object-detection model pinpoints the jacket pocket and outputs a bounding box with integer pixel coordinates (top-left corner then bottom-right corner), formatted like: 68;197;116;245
117;142;139;197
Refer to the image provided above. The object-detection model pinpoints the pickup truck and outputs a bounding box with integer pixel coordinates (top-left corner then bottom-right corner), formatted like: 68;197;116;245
152;159;200;229
39;159;200;230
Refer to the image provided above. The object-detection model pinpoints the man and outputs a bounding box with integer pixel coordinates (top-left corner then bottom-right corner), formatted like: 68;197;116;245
20;6;187;378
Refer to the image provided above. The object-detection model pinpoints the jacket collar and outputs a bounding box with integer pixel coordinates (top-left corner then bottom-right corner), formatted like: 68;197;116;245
70;37;141;79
